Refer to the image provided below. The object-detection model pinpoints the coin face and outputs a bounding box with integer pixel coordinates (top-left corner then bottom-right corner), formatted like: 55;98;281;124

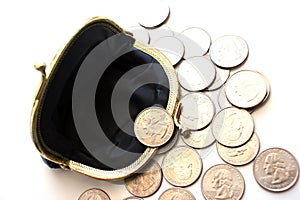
178;93;215;131
78;188;110;200
125;160;162;197
182;125;215;149
210;35;249;68
217;132;260;165
134;107;174;147
177;56;216;91
212;107;254;147
201;164;245;200
158;188;196;200
162;146;202;187
225;70;269;109
157;128;179;154
123;197;143;200
206;67;230;91
253;147;299;192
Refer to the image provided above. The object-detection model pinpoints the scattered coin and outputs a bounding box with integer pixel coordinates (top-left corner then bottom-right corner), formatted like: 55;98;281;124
225;70;270;109
217;132;260;165
177;27;211;58
78;188;110;200
178;93;215;131
128;26;150;44
182;124;215;149
162;146;202;187
158;188;196;200
210;35;249;68
212;107;254;147
137;1;170;28
157;129;179;154
206;67;230;91
125;160;162;197
177;56;216;91
148;25;174;44
201;164;245;200
123;197;143;200
152;36;185;65
134;107;174;147
253;147;299;192
217;85;233;110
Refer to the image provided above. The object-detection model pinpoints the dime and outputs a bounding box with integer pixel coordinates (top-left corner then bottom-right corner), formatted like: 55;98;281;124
137;1;170;28
253;147;299;192
125;160;162;197
206;67;230;91
201;164;245;200
134;107;174;147
123;197;143;200
182;125;215;149
152;36;185;66
78;188;110;200
177;27;211;58
217;132;260;165
212;107;254;147
128;26;150;44
177;56;216;91
157;128;179;154
209;35;249;68
178;93;215;131
162;146;202;187
225;70;269;109
158;188;196;200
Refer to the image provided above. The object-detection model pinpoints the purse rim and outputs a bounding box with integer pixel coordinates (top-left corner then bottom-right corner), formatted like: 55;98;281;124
30;16;178;180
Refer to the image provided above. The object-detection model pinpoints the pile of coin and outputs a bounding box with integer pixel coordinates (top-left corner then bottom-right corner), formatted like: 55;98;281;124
78;3;299;199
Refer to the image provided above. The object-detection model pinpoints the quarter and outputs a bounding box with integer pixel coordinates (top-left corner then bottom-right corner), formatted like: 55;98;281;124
78;188;110;200
158;188;195;200
182;125;215;149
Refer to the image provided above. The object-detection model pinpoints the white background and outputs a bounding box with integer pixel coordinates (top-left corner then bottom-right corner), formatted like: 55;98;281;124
0;0;299;199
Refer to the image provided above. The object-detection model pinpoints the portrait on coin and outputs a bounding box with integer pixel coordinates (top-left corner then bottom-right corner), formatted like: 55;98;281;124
212;169;234;199
141;111;169;140
172;157;193;181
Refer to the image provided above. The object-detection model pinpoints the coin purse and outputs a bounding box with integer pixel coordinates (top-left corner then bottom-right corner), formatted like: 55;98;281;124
31;17;178;180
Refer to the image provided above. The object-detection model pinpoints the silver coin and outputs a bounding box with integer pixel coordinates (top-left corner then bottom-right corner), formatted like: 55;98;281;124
225;70;269;109
128;26;150;44
148;25;174;44
178;93;215;131
177;27;211;58
177;56;216;91
210;35;249;68
157;128;179;154
182;124;215;149
206;67;230;91
152;36;185;66
137;1;170;28
78;188;110;200
217;85;233;110
212;107;254;147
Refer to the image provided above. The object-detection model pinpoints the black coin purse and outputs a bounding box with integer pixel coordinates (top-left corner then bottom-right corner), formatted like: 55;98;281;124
31;17;178;180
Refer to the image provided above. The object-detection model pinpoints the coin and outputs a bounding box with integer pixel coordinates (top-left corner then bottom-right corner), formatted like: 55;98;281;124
162;146;202;187
217;85;232;110
134;107;174;147
152;36;185;66
182;124;215;149
212;107;254;147
201;164;245;200
177;27;211;58
148;25;174;44
217;132;260;165
178;93;215;131
137;1;170;28
78;188;110;200
225;70;269;109
123;197;143;200
206;67;230;91
157;128;179;154
253;147;299;192
125;160;162;197
177;56;216;91
158;188;196;200
128;26;150;44
209;35;249;68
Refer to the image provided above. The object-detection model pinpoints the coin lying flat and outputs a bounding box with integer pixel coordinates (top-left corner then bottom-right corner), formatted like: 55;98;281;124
158;188;196;200
177;56;216;91
217;132;260;166
152;36;185;65
225;70;270;109
178;93;215;131
128;26;150;44
125;160;162;197
123;197;143;200
217;85;232;110
162;146;202;187
253;147;299;192
210;35;249;68
206;67;230;91
148;25;174;44
212;107;254;147
134;107;174;147
157;128;179;154
177;27;211;58
78;188;110;200
201;164;245;200
137;1;170;28
182;124;215;149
